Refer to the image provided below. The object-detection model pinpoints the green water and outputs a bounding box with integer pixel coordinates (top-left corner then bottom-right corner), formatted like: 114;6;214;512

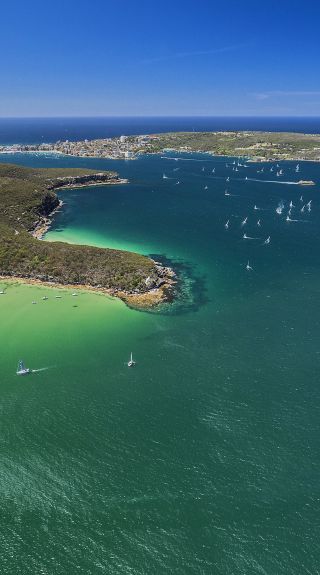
1;152;320;574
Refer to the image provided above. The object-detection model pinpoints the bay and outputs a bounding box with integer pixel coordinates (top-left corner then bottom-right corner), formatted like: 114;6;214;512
0;121;320;573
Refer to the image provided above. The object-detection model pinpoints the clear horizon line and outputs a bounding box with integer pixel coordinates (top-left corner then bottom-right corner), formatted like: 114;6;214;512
1;114;320;119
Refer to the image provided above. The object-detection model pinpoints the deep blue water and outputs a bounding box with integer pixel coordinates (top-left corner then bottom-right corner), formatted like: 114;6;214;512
0;116;319;145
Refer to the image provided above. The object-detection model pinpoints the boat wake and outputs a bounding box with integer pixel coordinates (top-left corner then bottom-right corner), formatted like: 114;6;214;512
245;178;302;185
161;156;212;162
31;366;55;373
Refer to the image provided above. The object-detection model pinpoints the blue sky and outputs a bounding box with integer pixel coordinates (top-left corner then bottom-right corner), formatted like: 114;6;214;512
1;0;320;116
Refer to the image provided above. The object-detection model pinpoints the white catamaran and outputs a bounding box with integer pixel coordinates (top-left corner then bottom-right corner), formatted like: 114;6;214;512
16;360;30;376
127;352;136;368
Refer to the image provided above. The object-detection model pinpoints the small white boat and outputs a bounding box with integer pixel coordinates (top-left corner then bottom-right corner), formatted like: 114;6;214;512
276;201;284;215
204;185;208;190
55;295;62;299
241;217;248;227
226;177;230;182
0;290;5;295
225;220;229;229
257;219;261;227
16;360;30;376
72;293;78;297
127;352;136;368
264;236;271;245
162;173;169;179
32;301;37;305
295;164;300;172
42;296;48;300
246;261;253;271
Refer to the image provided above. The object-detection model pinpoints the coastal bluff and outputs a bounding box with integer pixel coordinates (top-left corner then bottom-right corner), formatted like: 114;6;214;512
0;164;174;307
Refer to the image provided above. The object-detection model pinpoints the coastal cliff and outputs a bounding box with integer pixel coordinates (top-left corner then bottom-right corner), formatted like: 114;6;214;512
46;172;128;190
0;164;175;308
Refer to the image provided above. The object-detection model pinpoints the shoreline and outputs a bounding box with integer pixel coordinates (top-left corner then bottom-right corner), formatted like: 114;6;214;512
0;270;176;310
1;146;319;166
0;163;177;310
1;130;320;163
32;199;64;240
27;174;177;308
32;177;128;240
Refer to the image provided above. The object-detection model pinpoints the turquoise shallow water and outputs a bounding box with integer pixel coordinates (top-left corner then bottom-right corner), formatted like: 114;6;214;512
1;151;320;573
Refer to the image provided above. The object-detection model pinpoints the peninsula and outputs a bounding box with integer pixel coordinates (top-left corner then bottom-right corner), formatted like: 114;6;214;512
0;164;175;307
2;131;320;162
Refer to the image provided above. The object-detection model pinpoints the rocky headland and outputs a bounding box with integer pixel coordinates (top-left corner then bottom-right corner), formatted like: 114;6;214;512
0;164;175;308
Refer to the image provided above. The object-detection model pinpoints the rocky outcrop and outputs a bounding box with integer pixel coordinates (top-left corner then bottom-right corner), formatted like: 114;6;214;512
46;173;123;190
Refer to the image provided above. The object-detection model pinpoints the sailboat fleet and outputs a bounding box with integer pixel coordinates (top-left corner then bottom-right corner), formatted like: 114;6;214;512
219;158;315;271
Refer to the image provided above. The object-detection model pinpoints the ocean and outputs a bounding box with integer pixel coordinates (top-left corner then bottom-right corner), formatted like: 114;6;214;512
0;118;320;574
1;115;320;144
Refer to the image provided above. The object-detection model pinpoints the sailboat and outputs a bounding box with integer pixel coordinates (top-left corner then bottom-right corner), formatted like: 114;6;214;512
127;352;136;368
16;360;30;376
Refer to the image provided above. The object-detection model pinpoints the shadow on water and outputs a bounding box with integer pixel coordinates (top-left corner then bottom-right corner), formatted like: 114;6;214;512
142;254;209;316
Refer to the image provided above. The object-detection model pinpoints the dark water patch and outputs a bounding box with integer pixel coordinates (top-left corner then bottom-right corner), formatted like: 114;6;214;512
145;254;209;315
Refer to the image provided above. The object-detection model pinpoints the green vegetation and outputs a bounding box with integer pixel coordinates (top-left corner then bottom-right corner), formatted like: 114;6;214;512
136;131;320;161
0;164;156;293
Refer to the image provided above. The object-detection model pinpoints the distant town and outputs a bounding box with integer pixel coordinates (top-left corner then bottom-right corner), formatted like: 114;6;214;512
2;131;320;162
0;134;156;160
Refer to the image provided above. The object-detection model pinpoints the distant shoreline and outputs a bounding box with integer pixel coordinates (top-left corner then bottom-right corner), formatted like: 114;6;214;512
1;130;320;163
